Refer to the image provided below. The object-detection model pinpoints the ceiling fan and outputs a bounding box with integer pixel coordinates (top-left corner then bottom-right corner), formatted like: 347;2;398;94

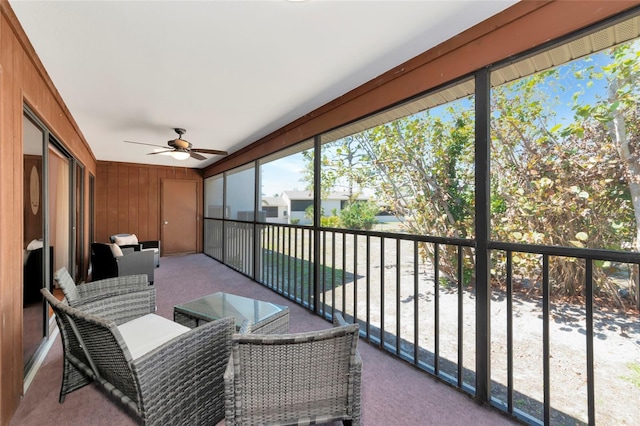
124;128;228;161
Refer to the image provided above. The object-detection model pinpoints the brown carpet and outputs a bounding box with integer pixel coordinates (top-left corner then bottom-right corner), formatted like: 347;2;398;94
10;254;518;426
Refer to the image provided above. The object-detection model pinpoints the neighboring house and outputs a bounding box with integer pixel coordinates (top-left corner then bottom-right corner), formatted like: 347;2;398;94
277;190;397;225
215;188;397;225
281;190;314;224
261;196;289;224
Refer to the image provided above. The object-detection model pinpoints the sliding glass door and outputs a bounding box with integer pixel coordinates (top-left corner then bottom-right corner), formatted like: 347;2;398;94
22;107;82;378
22;114;46;372
48;144;71;277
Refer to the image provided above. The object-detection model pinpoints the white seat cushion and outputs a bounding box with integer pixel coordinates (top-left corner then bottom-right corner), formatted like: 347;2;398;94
118;313;190;360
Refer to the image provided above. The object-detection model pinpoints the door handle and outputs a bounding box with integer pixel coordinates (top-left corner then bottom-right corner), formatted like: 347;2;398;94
164;221;169;225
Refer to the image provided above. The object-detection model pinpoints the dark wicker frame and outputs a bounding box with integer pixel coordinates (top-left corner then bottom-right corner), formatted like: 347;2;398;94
110;234;161;267
91;242;155;283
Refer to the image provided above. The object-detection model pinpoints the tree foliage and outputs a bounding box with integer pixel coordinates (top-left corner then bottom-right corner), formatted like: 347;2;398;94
339;201;379;230
301;40;640;307
356;108;475;279
490;68;635;302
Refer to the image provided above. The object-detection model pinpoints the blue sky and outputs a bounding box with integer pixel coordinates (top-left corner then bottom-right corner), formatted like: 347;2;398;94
260;152;307;197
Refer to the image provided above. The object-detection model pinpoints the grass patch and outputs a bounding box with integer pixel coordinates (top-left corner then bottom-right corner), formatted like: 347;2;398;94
621;362;640;388
260;249;361;297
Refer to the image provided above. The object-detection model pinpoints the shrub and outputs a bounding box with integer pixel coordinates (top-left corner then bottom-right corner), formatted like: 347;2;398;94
339;201;378;230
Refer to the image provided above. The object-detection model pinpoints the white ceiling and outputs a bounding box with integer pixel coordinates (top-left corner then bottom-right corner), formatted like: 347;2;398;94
10;0;517;169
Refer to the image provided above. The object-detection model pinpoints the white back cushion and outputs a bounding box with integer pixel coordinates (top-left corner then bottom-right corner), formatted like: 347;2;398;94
114;234;139;246
108;243;123;258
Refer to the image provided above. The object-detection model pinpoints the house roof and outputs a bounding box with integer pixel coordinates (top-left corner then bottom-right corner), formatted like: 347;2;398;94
262;196;288;207
282;190;368;201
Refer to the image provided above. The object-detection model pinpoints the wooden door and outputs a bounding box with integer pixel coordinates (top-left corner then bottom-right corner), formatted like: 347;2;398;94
161;179;198;255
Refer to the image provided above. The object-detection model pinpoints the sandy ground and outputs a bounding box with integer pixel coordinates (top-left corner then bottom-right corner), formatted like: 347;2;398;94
312;235;640;425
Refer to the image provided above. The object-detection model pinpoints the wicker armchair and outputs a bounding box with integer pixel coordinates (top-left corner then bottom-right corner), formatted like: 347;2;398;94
42;288;234;425
224;313;362;426
110;233;161;267
54;267;155;313
42;285;157;403
91;242;155;284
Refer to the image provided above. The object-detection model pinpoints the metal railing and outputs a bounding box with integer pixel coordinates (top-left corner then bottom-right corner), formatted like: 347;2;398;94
487;242;640;425
257;223;315;307
204;218;640;426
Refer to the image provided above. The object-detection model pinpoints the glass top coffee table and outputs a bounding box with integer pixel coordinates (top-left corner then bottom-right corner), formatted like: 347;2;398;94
174;292;289;334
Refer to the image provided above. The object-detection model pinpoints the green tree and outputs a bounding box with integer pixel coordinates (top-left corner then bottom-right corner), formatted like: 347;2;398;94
571;43;640;251
330;136;375;201
339;201;379;230
360;107;476;279
569;42;640;307
302;137;376;201
297;40;640;306
301;150;336;199
490;59;635;304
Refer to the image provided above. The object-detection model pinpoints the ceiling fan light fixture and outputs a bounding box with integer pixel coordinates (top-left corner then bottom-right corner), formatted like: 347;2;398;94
124;127;227;161
171;150;190;160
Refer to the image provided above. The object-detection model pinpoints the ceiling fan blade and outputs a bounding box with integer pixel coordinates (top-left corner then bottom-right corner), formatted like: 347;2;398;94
190;151;207;161
124;140;168;149
147;149;174;155
192;148;228;156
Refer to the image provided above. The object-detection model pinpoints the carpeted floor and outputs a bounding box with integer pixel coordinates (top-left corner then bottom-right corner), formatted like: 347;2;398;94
10;253;519;425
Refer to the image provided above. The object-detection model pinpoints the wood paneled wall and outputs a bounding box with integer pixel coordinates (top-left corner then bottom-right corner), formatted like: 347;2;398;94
0;2;97;424
205;0;640;177
95;162;203;252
